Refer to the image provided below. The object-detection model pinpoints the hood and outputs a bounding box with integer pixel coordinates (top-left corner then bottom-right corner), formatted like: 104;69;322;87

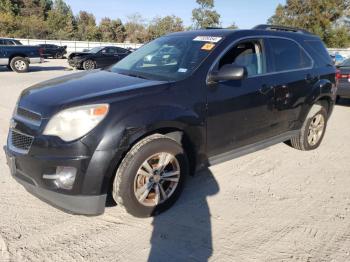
19;70;166;118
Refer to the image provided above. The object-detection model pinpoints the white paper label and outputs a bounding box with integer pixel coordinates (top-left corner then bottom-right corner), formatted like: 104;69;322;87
193;36;223;43
178;68;188;73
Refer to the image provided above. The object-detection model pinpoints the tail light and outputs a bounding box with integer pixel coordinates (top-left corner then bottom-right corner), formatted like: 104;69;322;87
336;69;341;80
336;70;350;82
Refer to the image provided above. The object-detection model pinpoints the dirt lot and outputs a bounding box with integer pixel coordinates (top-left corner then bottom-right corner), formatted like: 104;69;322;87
1;60;350;262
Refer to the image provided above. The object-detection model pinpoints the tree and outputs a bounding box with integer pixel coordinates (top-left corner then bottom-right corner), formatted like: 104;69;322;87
124;13;148;43
268;0;350;47
46;0;75;39
99;18;126;42
192;0;221;29
76;11;100;41
227;22;238;29
147;15;184;41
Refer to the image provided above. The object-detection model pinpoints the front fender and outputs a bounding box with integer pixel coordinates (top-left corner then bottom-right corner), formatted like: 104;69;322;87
96;105;205;152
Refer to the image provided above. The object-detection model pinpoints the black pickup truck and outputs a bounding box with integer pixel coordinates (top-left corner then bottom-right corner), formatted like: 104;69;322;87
0;44;43;72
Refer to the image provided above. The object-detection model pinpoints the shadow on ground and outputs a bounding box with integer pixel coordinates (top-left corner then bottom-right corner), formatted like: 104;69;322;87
147;168;219;262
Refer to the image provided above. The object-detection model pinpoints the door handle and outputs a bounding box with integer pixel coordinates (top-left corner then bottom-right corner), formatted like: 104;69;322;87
259;84;274;95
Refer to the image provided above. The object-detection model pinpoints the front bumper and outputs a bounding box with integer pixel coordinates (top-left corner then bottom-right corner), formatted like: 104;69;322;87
68;59;81;68
337;83;350;98
3;128;120;215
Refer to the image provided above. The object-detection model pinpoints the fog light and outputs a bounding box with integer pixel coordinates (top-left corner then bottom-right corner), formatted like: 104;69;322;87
43;166;77;190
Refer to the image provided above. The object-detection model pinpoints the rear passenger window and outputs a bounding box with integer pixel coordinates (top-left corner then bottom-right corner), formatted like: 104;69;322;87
304;40;332;67
268;38;312;72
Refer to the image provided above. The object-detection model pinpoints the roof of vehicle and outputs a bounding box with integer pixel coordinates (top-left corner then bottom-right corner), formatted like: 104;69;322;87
168;25;320;41
0;37;18;40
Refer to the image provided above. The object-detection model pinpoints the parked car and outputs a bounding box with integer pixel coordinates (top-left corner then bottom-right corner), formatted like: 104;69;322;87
336;58;350;100
0;45;43;72
38;44;67;59
4;25;336;217
331;53;345;65
68;46;131;70
0;38;23;46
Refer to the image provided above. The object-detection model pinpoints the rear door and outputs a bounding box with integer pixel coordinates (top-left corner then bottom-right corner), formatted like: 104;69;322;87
96;47;119;67
264;37;315;131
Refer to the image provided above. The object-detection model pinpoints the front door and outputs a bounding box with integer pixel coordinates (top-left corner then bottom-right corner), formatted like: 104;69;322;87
206;38;278;157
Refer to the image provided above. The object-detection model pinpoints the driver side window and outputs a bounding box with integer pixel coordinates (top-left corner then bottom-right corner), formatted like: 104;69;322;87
218;39;266;77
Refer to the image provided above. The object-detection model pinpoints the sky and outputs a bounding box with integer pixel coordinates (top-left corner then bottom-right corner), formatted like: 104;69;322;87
64;0;286;29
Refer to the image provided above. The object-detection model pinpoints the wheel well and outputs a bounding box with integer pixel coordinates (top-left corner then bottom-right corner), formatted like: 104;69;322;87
130;127;197;175
9;54;27;62
316;97;332;114
105;127;197;204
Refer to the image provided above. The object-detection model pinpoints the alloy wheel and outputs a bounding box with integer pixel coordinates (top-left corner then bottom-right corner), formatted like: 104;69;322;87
134;152;180;207
307;113;325;146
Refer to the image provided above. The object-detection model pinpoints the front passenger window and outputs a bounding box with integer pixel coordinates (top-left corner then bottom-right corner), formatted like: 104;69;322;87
218;40;266;77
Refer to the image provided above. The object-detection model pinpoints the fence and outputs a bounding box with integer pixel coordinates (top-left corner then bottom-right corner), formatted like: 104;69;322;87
17;38;143;54
14;38;350;60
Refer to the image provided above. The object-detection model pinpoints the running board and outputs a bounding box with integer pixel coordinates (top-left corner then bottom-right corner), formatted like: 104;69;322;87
208;130;300;166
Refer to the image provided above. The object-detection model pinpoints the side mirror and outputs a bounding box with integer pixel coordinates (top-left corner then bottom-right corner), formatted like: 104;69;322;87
209;64;247;83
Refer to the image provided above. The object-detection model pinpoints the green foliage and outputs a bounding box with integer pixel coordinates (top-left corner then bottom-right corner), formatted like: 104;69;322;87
268;0;350;47
192;0;221;29
0;0;238;43
147;15;184;41
124;13;148;43
99;18;126;42
46;0;75;39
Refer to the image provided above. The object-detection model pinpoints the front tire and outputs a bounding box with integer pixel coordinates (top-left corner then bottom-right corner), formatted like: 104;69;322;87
10;57;29;73
83;59;96;70
112;134;188;218
289;104;328;151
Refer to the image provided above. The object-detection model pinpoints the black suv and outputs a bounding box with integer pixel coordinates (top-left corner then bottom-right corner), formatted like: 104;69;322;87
4;25;337;217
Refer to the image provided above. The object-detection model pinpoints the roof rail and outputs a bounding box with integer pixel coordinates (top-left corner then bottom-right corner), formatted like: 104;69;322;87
252;24;312;35
205;27;223;30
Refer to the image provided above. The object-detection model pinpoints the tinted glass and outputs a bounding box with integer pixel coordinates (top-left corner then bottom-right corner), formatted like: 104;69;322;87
268;38;312;72
0;39;4;45
339;58;350;67
304;40;333;67
116;47;128;54
6;40;15;45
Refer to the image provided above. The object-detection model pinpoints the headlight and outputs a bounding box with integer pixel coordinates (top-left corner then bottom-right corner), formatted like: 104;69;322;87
43;104;109;142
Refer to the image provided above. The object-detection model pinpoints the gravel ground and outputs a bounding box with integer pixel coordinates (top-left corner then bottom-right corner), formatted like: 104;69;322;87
1;60;350;262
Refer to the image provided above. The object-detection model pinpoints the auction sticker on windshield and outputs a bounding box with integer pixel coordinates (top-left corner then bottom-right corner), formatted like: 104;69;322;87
193;36;223;43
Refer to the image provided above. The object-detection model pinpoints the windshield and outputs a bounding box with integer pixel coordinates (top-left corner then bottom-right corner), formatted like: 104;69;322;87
339;58;350;67
88;47;104;53
111;35;222;81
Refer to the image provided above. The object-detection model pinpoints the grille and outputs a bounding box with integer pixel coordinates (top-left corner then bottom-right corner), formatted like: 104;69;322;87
10;130;34;153
16;107;41;124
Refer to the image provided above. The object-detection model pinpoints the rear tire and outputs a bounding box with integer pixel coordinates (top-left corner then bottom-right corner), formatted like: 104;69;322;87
10;57;29;73
112;134;188;218
83;59;96;70
289;104;328;151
